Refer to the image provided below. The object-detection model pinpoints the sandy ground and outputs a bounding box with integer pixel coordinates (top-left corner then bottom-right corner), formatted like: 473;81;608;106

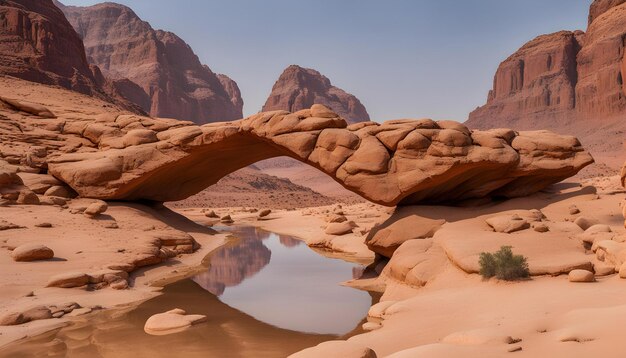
0;201;230;348
1;174;626;358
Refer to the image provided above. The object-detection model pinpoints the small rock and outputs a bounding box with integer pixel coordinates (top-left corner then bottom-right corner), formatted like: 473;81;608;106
584;224;611;234
110;279;129;290
485;215;530;233
144;308;207;335
34;222;53;228
204;210;219;218
0;220;21;230
17;191;39;205
569;205;580;215
258;209;271;218
533;223;549;233
11;243;54;262
104;222;119;229
574;216;600;231
220;215;233;223
84;201;108;217
0;312;25;326
22;306;52;321
325;221;355;236
508;346;522;353
43;186;73;198
568;269;595;283
46;272;89;288
362;322;382;331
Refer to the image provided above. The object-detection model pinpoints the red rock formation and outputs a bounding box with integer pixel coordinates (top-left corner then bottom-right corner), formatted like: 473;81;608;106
263;65;370;124
56;1;243;124
467;31;583;129
468;1;626;137
0;0;99;94
576;2;626;118
0;0;144;113
589;0;626;25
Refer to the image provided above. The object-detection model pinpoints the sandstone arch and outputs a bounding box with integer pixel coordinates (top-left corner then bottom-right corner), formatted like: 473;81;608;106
47;104;593;206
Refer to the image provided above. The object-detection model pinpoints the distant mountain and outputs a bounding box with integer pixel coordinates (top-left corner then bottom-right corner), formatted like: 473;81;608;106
55;1;243;124
466;0;626;170
263;65;370;124
468;0;626;129
0;0;141;111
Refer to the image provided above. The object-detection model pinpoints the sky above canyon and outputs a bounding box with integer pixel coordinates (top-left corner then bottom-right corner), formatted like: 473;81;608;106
61;0;591;122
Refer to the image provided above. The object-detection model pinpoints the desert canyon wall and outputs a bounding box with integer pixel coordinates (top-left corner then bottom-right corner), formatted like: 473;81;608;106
467;0;626;159
55;1;243;124
263;65;370;124
0;0;143;112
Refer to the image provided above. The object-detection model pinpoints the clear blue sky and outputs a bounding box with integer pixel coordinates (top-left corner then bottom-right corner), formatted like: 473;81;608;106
61;0;591;122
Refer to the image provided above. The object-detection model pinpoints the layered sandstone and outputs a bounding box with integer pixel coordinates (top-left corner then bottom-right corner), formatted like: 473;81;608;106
0;76;594;207
263;65;370;124
589;0;626;25
56;1;243;123
576;1;626;118
0;0;94;93
0;0;140;112
467;31;582;129
467;0;626;146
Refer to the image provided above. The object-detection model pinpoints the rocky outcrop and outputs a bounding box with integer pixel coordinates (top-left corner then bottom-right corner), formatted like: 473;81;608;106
468;1;626;132
0;0;143;112
589;0;626;25
56;1;243;124
263;65;370;124
467;31;582;129
0;0;95;93
576;2;626;118
0;76;593;207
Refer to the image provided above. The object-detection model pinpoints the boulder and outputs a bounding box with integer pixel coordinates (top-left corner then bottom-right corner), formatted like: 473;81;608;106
366;213;445;258
144;308;207;335
11;243;54;262
574;216;600;230
220;215;233;223
43;185;73;198
325;221;355;236
485;214;530;233
46;272;90;288
84;201;108;217
568;269;595;282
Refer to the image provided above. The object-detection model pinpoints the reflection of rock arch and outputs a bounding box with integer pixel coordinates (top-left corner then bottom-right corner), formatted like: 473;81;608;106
279;235;301;248
49;105;592;206
193;227;271;295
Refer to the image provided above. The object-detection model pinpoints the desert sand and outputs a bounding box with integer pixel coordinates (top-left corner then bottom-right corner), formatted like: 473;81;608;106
1;0;626;357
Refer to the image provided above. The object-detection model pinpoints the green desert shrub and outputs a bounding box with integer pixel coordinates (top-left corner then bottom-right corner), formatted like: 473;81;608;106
478;246;529;281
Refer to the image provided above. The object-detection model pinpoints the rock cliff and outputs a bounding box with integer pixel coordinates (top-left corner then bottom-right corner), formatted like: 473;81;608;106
0;0;140;112
263;65;370;124
56;1;243;124
0;76;592;206
468;1;626;134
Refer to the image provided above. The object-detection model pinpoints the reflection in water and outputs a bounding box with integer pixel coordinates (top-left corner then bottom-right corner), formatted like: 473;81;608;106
0;226;375;358
278;235;302;247
193;226;372;335
193;228;272;295
0;280;339;358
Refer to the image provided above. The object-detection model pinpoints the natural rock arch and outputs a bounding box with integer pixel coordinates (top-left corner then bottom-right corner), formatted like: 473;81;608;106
47;104;593;206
